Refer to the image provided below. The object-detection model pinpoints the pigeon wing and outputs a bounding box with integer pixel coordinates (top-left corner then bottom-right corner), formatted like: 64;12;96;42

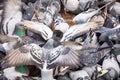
2;44;38;68
48;45;82;68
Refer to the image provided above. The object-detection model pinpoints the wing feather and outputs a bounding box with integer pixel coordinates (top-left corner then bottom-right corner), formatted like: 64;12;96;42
2;44;35;68
49;45;82;68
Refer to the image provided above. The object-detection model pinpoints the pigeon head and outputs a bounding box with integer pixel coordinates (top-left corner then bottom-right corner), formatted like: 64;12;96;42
14;23;25;37
77;77;83;80
103;67;119;79
50;0;61;13
99;33;109;42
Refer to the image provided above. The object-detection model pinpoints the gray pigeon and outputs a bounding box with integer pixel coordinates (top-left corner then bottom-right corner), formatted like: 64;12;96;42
42;0;61;26
60;22;102;42
102;54;120;79
69;70;91;80
0;0;22;35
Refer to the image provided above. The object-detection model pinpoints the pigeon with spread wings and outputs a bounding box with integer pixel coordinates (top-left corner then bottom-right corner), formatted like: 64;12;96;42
2;38;82;69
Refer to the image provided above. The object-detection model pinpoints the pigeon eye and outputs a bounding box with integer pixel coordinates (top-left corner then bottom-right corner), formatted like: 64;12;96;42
77;77;83;80
28;13;31;16
84;76;91;80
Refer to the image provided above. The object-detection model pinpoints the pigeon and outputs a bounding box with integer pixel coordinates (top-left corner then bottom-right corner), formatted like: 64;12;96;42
61;0;80;14
73;9;99;24
53;14;70;42
14;23;46;46
22;20;53;40
0;0;22;35
54;14;69;33
78;0;97;11
3;67;29;80
73;2;113;24
1;43;43;68
42;0;61;26
82;30;100;48
22;2;35;20
103;14;119;28
60;22;102;42
47;44;82;68
112;44;120;64
32;0;47;22
109;2;120;16
99;24;120;42
0;34;22;54
102;54;120;79
77;43;111;66
69;70;91;80
83;64;108;79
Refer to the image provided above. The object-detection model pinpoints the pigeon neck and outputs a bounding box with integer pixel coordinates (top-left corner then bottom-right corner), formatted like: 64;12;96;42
15;65;26;73
43;39;54;49
43;60;47;70
113;49;120;55
16;29;25;37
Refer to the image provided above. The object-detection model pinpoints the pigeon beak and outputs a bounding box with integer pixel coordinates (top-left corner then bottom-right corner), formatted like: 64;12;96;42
97;69;108;78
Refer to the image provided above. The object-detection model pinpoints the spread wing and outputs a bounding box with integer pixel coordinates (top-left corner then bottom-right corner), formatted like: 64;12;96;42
2;43;42;68
48;45;83;68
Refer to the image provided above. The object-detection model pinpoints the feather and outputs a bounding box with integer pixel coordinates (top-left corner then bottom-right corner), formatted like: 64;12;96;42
48;45;82;68
77;43;112;66
60;22;102;42
22;20;53;40
1;0;22;35
2;43;43;68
